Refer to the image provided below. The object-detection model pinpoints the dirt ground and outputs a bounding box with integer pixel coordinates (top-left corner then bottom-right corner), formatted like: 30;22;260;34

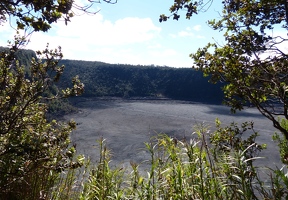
65;97;282;174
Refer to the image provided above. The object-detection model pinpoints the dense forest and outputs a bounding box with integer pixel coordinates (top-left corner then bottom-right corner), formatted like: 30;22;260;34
0;46;36;68
0;47;224;117
1;46;224;103
58;59;224;103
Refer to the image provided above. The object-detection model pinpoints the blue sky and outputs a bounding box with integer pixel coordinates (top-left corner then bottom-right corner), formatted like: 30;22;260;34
0;1;225;67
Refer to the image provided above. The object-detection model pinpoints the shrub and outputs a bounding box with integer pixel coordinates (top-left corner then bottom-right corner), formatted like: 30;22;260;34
0;40;84;199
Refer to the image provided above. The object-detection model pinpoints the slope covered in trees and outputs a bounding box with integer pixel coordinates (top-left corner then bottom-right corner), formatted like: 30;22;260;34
59;59;224;103
0;47;224;103
0;46;36;68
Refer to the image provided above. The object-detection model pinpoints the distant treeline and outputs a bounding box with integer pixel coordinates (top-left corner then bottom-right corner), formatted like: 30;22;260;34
0;47;224;104
58;60;224;104
0;46;36;68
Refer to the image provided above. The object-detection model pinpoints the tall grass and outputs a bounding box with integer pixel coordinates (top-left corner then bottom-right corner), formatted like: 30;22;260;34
2;121;288;199
76;121;288;199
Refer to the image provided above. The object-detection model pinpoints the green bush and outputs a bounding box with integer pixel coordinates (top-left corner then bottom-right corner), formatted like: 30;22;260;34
0;41;84;199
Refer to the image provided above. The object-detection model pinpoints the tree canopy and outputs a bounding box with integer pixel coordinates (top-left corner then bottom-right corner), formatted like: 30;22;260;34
162;1;288;140
0;0;117;32
57;59;223;103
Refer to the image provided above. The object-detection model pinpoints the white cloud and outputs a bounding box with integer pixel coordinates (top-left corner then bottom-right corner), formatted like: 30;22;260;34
16;14;161;64
169;25;204;39
35;14;161;46
178;31;195;37
196;35;205;39
256;29;288;60
272;30;288;53
0;10;194;68
0;22;17;46
169;33;177;38
149;48;177;57
147;43;162;49
193;25;201;31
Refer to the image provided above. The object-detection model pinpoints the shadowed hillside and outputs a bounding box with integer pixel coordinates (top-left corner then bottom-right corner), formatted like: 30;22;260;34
0;47;224;108
59;60;224;104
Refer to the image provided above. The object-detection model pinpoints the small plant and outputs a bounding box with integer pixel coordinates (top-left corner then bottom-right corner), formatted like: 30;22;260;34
80;138;125;200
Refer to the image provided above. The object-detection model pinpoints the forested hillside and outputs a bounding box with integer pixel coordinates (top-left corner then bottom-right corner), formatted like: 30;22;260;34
59;59;224;103
0;47;223;103
0;47;36;68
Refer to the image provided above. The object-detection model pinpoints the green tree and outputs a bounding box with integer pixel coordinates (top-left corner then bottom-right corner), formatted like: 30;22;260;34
0;0;117;32
162;1;288;140
0;0;114;198
0;41;84;199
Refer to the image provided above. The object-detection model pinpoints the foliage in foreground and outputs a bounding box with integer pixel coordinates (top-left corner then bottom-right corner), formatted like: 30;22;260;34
162;0;288;163
0;40;84;199
0;0;117;32
47;121;287;200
